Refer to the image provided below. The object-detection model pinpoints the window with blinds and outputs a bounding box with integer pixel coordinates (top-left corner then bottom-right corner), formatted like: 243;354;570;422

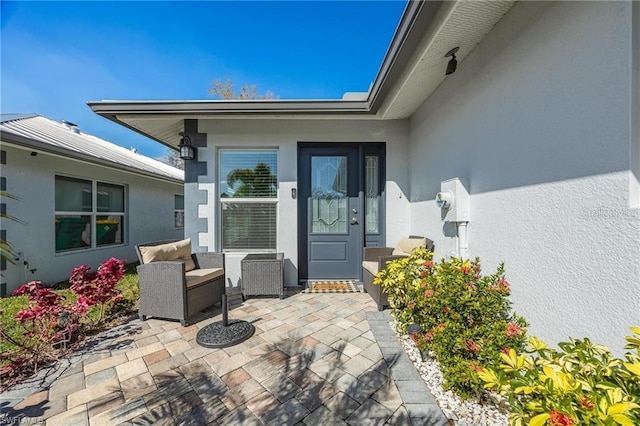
219;150;278;251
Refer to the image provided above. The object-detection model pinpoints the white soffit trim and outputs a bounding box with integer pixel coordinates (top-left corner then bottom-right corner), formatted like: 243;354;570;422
118;116;186;150
379;0;515;119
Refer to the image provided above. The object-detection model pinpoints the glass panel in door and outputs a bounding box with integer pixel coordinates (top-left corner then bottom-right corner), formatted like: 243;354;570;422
365;155;379;234
311;156;348;234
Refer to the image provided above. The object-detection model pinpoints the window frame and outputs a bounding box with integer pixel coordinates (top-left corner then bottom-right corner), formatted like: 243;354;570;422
174;194;184;229
364;154;381;235
54;175;126;254
218;148;279;253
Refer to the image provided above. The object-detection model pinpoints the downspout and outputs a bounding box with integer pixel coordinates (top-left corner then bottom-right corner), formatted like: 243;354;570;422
457;222;469;259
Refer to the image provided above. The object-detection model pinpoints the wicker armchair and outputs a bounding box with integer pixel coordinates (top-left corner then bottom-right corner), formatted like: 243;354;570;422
363;236;434;311
135;239;225;326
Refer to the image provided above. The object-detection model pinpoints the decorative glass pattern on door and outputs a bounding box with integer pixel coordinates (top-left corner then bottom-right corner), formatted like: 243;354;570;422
311;156;347;234
365;155;379;234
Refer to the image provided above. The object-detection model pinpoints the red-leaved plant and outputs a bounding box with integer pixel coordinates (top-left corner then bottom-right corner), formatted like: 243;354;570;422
70;257;125;323
0;258;125;389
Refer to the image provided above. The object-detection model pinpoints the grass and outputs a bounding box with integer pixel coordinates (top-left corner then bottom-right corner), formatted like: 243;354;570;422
0;263;139;361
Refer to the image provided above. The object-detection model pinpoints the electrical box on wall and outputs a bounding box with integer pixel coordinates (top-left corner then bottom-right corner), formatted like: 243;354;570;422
436;177;470;222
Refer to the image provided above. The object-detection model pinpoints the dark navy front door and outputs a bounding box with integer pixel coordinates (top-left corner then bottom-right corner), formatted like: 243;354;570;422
298;142;386;282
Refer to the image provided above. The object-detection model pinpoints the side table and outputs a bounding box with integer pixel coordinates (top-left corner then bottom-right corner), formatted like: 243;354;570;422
241;253;284;299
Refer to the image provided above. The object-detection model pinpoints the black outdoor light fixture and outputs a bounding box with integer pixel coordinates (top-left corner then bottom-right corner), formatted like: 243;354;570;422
178;133;194;160
445;47;460;75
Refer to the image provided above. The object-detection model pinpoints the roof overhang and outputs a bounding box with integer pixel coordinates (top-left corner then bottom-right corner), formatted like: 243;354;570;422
0;129;183;184
88;0;515;148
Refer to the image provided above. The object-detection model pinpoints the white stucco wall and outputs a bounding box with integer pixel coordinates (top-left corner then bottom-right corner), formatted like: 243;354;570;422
1;145;184;294
408;1;639;353
192;119;411;288
632;0;640;208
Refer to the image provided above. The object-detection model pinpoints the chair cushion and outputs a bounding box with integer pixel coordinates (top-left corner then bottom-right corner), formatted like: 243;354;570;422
362;261;379;276
392;237;427;256
139;238;196;272
185;268;224;288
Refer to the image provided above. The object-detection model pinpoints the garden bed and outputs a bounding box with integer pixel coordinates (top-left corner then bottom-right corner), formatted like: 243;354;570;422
0;260;139;391
392;317;509;425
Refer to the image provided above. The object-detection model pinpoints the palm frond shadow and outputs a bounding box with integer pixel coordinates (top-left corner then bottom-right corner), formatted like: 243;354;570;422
0;399;47;424
117;333;413;424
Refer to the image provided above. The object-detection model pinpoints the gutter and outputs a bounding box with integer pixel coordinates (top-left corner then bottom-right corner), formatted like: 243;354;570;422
367;0;442;112
88;99;371;115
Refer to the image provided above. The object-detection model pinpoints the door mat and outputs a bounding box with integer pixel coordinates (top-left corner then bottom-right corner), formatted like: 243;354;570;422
304;280;361;293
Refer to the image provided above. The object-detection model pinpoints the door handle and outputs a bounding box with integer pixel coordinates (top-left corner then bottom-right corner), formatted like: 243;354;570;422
351;217;358;225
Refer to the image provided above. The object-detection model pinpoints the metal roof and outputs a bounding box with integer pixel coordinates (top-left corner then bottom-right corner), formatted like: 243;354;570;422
0;113;38;123
0;114;184;183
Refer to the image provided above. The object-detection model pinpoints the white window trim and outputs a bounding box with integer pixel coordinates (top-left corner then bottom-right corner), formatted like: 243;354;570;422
217;148;279;253
174;194;184;229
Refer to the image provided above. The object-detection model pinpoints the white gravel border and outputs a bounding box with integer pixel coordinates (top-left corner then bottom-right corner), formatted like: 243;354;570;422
391;319;510;426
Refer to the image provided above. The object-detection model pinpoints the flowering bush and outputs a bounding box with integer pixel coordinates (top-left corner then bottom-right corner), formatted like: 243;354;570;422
479;328;640;426
374;247;527;399
0;258;126;388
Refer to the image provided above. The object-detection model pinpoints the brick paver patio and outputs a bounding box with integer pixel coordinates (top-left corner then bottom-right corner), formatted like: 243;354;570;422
1;288;447;425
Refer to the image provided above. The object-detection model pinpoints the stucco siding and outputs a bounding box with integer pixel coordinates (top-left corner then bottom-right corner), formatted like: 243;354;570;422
1;145;183;293
408;1;639;353
192;119;410;287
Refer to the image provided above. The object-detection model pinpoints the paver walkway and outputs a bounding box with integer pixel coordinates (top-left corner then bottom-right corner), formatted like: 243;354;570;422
2;288;448;425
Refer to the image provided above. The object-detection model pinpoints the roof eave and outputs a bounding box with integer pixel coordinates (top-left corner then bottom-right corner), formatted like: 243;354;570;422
367;0;443;113
87;99;372;121
0;130;183;184
87;0;446;141
88;100;375;146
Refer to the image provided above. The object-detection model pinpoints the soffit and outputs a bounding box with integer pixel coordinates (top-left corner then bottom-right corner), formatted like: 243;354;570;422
378;0;515;119
91;97;374;147
116;111;375;148
116;116;185;149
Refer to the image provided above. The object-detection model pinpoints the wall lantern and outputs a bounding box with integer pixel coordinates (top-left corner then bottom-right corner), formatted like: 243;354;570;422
178;133;194;160
445;47;459;75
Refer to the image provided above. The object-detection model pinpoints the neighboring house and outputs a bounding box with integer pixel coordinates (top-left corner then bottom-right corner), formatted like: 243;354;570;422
89;2;639;353
0;114;184;296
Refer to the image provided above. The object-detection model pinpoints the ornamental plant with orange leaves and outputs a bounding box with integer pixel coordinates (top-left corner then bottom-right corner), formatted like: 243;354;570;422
374;247;528;399
479;329;640;426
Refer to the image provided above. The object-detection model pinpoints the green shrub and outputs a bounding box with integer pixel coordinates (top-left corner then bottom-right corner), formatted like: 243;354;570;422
479;329;640;426
374;247;527;399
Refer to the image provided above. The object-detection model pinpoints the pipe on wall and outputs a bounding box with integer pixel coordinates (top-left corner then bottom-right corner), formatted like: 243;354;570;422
457;222;469;259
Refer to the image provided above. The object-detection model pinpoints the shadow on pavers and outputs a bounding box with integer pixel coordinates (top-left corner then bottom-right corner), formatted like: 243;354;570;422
97;332;442;424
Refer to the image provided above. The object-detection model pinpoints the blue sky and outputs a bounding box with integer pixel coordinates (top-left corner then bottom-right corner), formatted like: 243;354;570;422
1;1;407;160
